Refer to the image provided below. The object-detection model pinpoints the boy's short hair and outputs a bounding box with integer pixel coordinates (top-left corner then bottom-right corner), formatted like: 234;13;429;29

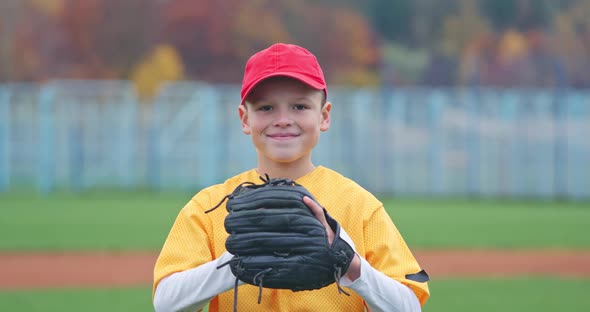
240;43;327;106
244;76;327;107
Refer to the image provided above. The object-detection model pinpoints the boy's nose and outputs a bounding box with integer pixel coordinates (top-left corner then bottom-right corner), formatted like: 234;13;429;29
273;109;293;127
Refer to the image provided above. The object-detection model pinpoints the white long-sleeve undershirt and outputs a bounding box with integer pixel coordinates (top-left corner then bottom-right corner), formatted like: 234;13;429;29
153;252;241;312
153;251;421;312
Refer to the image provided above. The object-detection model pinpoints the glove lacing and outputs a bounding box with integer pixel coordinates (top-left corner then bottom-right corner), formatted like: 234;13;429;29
205;174;299;214
253;268;273;304
333;264;350;296
217;251;351;312
204;181;255;214
216;258;242;312
217;259;272;312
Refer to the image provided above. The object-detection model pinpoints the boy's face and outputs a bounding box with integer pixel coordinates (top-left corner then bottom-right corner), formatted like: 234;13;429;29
239;77;331;166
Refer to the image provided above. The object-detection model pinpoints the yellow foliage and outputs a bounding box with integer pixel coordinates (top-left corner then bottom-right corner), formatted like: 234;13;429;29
131;44;185;101
381;42;429;84
28;0;64;17
233;1;292;59
332;67;380;87
334;8;376;66
497;30;528;64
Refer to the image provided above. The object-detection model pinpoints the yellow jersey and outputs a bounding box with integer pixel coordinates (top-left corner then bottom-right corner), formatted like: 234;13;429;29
154;166;429;311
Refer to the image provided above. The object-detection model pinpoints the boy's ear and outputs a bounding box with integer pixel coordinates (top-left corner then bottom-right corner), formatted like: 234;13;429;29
238;104;251;135
320;101;332;132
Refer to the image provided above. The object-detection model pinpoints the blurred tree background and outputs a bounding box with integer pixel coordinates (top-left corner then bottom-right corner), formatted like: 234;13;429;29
1;0;589;99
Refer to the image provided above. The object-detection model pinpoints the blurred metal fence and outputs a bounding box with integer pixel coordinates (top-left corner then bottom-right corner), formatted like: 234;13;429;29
0;80;589;199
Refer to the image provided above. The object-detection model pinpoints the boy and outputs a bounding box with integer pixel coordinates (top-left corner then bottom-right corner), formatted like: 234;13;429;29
153;43;430;312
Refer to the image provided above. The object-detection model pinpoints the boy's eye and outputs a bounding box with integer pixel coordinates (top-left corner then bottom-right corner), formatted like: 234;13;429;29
293;104;308;110
257;105;273;112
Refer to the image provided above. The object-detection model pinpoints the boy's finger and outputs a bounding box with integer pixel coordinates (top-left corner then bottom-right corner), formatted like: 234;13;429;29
303;196;334;243
302;196;324;220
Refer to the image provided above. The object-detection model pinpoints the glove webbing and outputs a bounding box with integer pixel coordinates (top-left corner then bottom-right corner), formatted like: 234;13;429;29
204;174;299;214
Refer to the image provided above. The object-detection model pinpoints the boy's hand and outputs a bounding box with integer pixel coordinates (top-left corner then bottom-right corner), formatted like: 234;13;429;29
303;196;335;244
303;196;361;281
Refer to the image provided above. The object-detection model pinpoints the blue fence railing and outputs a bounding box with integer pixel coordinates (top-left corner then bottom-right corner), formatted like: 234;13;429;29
0;81;589;199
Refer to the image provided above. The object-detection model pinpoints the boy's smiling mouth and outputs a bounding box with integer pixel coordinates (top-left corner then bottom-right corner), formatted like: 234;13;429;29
267;133;300;140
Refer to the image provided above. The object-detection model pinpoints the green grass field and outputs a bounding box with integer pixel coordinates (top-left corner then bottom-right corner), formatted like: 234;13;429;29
0;191;186;250
424;277;590;311
1;191;589;311
383;198;590;249
0;287;152;312
0;192;588;250
1;278;589;312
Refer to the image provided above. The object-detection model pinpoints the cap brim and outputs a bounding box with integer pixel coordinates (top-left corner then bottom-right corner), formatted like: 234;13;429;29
241;72;326;105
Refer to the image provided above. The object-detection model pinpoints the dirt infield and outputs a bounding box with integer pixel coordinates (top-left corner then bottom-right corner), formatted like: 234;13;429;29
1;250;589;290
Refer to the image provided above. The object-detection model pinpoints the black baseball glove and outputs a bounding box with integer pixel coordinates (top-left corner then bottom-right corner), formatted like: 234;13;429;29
205;175;355;310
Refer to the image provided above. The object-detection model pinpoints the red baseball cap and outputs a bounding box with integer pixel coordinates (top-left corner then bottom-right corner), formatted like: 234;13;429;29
240;43;327;105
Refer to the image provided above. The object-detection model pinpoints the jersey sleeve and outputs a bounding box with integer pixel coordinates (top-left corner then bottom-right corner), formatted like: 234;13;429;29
153;197;215;296
363;205;430;305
